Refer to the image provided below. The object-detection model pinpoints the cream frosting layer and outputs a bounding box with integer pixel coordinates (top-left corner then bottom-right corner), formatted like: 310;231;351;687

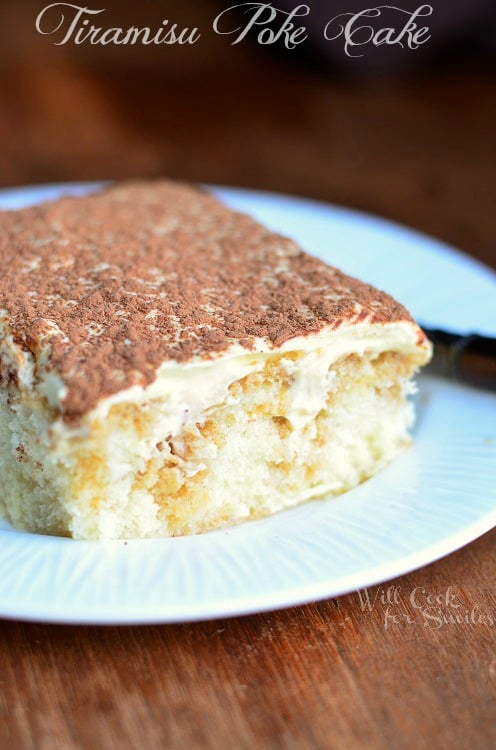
0;316;431;442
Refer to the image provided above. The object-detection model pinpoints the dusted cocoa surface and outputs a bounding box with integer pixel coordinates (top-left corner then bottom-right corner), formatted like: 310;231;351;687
0;180;423;421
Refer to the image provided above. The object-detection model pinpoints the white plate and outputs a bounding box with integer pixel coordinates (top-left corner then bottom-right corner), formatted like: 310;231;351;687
0;183;495;625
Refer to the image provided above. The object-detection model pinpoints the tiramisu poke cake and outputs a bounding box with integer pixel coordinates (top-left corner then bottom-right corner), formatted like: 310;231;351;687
0;181;431;539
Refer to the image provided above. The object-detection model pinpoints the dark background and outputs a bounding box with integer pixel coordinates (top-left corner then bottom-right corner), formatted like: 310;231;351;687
0;0;495;267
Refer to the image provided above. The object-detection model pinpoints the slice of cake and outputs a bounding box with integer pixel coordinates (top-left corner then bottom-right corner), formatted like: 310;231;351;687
0;181;431;539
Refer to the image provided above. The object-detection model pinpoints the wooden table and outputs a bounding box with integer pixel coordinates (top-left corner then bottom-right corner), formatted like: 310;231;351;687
0;4;495;746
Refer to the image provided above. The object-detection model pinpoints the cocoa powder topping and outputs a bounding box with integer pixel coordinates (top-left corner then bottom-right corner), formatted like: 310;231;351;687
0;180;424;421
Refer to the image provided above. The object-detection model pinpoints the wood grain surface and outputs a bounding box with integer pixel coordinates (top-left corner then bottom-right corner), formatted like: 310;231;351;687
0;2;495;748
